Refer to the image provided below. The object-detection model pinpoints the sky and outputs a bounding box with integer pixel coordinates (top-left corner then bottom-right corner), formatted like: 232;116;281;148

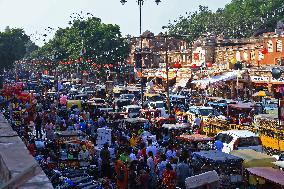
0;0;231;46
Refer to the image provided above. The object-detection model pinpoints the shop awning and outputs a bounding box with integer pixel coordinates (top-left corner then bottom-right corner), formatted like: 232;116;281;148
191;71;243;86
175;78;189;88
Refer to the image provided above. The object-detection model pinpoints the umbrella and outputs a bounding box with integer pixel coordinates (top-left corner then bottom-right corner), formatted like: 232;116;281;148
252;91;271;97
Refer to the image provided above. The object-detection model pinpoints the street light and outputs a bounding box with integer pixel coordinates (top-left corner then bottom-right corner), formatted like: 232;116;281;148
121;0;161;106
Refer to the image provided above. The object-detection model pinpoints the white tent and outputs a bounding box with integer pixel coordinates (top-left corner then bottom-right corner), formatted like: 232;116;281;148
191;70;242;86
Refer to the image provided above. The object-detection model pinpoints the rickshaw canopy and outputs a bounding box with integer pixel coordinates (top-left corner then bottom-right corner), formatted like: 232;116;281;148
176;134;213;142
193;150;243;164
230;149;277;168
246;167;284;186
162;123;189;130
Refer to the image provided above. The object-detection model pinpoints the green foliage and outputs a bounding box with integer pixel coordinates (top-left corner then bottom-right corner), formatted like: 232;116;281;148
31;17;130;71
0;28;30;70
168;0;284;42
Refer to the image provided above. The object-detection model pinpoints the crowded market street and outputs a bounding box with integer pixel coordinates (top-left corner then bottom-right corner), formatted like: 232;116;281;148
1;0;284;189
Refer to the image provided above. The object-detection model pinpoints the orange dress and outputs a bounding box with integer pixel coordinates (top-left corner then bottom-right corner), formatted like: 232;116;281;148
114;160;128;189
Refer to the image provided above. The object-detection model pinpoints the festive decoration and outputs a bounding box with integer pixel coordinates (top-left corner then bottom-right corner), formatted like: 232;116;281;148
261;47;268;55
173;62;181;68
43;70;49;75
207;63;212;67
191;64;197;69
231;58;237;64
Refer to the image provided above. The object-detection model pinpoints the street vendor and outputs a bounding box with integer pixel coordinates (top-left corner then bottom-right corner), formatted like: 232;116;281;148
78;145;91;167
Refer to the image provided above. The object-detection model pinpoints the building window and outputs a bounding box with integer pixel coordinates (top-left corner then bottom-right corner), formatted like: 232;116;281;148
276;39;283;52
243;51;248;61
251;50;255;60
267;40;273;53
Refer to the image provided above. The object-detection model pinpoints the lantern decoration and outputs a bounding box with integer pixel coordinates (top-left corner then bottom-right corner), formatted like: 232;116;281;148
207;62;212;68
261;47;268;55
79;57;83;62
127;58;132;65
191;64;197;69
173;62;181;68
231;58;237;64
109;64;113;68
43;70;49;75
92;63;96;67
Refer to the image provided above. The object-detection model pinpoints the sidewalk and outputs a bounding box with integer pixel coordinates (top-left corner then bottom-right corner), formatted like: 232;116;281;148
0;114;53;189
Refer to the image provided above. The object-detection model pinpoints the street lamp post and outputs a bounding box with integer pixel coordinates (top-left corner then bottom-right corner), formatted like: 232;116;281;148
120;0;161;106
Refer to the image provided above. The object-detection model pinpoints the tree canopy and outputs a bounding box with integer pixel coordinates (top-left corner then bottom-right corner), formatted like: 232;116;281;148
168;0;284;43
30;16;130;72
0;28;31;70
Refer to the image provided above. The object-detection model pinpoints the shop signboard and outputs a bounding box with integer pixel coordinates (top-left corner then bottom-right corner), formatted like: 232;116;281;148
250;76;270;83
271;77;284;84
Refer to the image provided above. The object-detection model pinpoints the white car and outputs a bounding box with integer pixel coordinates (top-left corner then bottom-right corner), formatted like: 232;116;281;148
215;130;263;154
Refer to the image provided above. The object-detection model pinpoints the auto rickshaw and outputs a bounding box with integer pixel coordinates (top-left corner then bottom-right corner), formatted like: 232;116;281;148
176;134;214;152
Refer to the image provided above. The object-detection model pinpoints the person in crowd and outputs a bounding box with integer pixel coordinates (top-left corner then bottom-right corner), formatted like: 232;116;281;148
147;151;155;173
45;120;55;141
128;160;139;189
35;112;42;139
146;139;157;157
130;133;139;147
157;154;168;179
176;156;192;189
100;143;111;178
162;163;177;189
115;154;128;189
78;145;90;167
193;114;201;129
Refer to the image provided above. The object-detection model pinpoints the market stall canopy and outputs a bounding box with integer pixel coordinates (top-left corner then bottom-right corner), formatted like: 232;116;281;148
176;134;213;142
191;71;243;86
230;149;277;168
252;91;271;97
228;102;254;109
192;150;243;164
272;161;284;168
162;123;189;130
175;78;189;88
246;167;284;186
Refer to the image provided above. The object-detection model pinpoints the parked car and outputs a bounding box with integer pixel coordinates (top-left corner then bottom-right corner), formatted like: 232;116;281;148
215;130;263;154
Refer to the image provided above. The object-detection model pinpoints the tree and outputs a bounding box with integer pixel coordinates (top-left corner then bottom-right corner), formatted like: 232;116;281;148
168;0;284;41
0;28;30;88
31;16;130;76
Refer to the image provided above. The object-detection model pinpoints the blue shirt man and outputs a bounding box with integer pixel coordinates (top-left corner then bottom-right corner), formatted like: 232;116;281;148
215;140;224;151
